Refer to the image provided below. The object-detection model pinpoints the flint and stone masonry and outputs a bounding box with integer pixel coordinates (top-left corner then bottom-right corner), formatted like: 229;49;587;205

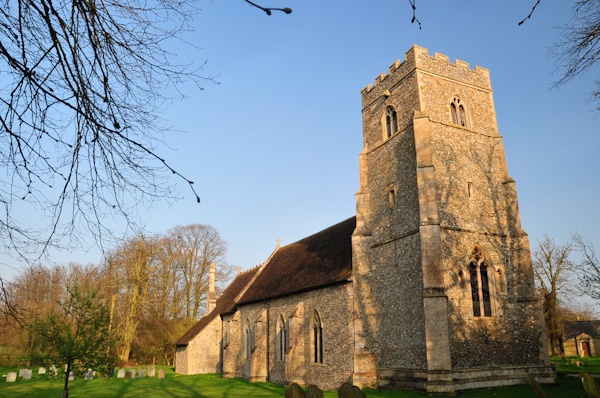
175;45;555;393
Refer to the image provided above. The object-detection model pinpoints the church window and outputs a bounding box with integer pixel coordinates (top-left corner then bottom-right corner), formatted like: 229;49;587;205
496;268;505;293
467;182;474;198
384;106;398;139
469;246;493;317
387;186;397;207
312;311;323;364
276;315;287;361
450;98;468;127
223;320;231;349
244;320;251;359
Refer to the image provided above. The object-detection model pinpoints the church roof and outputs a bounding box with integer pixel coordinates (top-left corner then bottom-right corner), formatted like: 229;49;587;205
175;265;261;346
563;320;600;339
237;216;355;305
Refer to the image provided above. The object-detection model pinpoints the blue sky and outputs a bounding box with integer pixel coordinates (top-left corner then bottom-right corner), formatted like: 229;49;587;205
3;1;599;308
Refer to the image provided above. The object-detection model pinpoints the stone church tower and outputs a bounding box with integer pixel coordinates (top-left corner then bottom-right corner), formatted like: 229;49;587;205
351;45;554;393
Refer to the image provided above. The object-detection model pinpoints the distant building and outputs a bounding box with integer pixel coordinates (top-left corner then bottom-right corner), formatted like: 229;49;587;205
563;320;600;357
175;45;555;393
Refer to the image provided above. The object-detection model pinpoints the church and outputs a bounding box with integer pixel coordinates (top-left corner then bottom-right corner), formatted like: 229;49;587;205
175;45;555;393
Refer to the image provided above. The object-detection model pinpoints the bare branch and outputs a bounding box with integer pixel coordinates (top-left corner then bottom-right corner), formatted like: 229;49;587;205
518;0;542;26
243;0;292;16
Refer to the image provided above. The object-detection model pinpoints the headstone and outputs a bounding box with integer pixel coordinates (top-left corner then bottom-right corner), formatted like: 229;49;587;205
117;369;125;379
138;369;146;378
158;369;165;379
18;369;25;377
38;367;46;375
85;369;94;380
148;365;156;377
21;369;32;380
50;365;58;377
68;371;74;381
125;369;135;379
6;372;17;382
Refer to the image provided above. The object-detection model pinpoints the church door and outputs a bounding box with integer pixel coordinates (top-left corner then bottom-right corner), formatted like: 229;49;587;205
582;340;592;357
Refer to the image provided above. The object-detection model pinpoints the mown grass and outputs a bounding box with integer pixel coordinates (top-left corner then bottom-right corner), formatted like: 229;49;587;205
551;355;600;374
0;364;588;398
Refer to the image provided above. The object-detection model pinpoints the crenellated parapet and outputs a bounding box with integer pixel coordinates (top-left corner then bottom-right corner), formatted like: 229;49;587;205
361;45;491;109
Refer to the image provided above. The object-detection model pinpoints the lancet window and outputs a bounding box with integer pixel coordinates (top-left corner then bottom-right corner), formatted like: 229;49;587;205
312;311;323;364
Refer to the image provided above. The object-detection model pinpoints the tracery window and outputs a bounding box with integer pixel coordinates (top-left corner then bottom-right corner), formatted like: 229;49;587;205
276;315;287;361
385;106;398;138
450;97;467;127
469;246;492;317
312;311;323;364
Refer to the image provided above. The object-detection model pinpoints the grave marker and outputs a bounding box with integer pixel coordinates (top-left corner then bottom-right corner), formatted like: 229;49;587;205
117;369;125;378
158;369;165;379
6;372;17;382
21;369;32;380
38;367;46;375
148;365;156;377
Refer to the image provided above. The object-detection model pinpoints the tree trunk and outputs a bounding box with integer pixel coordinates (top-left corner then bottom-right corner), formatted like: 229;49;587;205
63;361;71;398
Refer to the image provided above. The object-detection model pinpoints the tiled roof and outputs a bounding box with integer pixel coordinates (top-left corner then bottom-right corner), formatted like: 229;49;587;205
175;266;261;346
237;217;355;305
563;320;600;339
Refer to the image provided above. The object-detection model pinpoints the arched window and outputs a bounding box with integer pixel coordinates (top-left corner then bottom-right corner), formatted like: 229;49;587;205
276;315;287;361
312;311;323;364
384;106;398;139
450;97;468;127
469;246;492;317
244;320;251;359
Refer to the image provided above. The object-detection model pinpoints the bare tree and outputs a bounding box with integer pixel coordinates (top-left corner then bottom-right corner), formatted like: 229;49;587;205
104;234;157;363
552;0;600;109
531;235;577;356
164;224;229;320
0;0;223;259
573;233;600;300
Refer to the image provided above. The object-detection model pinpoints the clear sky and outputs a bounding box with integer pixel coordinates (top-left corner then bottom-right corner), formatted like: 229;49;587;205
2;1;599;308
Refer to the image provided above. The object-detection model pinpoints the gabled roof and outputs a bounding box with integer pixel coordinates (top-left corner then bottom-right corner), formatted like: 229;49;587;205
563;320;600;339
175;266;261;346
237;217;355;305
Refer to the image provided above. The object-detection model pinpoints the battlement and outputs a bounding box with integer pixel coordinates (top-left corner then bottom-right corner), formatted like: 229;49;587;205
361;45;491;107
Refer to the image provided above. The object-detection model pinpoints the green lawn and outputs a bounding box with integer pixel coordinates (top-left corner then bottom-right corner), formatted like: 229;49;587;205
0;365;588;398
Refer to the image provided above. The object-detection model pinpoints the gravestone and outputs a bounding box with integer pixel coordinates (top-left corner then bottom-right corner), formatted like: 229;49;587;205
148;365;156;377
117;369;125;379
50;365;58;377
68;371;74;381
138;369;146;378
125;369;135;379
21;369;32;380
158;369;165;379
18;369;25;377
38;367;46;375
6;372;17;382
85;369;94;380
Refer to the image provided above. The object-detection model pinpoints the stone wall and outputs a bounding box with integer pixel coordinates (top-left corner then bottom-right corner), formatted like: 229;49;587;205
175;317;222;375
224;283;355;391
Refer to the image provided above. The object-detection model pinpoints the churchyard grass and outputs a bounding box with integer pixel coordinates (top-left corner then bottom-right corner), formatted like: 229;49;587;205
551;355;600;373
0;365;587;397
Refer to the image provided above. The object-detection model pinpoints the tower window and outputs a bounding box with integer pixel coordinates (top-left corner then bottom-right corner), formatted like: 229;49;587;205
450;98;468;127
467;182;474;198
385;106;398;138
387;186;397;207
469;246;492;317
